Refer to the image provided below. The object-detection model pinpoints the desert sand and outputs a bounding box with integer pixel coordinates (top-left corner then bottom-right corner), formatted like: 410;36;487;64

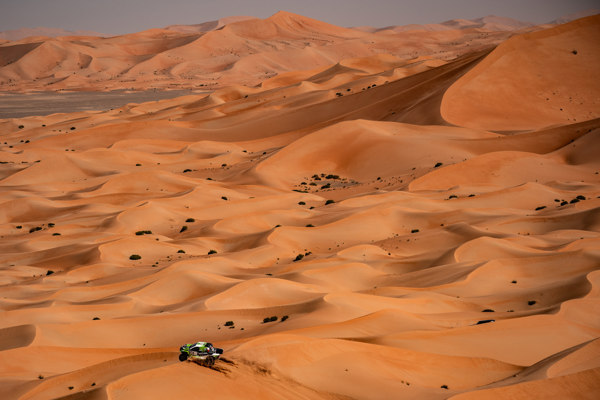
0;11;599;400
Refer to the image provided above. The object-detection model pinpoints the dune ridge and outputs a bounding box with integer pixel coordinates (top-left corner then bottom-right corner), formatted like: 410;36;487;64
1;11;535;93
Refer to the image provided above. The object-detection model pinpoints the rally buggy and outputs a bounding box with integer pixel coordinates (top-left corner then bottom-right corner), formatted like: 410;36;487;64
179;342;223;367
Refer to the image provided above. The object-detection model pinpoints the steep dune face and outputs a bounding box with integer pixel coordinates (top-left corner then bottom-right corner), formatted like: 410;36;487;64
1;14;599;400
441;15;600;131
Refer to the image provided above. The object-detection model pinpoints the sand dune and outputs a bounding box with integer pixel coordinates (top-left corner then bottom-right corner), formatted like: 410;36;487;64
0;11;528;93
0;12;599;400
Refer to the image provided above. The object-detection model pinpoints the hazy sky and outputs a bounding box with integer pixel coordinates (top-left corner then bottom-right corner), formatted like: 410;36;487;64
1;0;598;34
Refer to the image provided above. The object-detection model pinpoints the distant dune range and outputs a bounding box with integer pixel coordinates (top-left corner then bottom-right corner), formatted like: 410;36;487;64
0;11;599;400
0;12;547;93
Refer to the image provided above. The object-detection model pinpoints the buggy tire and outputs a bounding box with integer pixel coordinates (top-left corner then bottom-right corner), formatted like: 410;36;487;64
205;357;215;367
179;353;188;362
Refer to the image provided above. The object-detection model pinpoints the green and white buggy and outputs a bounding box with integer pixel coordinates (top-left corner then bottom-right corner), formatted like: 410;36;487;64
179;342;223;366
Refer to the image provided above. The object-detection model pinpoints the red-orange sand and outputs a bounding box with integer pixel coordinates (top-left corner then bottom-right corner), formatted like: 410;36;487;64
0;12;599;400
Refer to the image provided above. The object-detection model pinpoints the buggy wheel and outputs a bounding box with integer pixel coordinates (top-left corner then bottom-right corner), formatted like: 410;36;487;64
179;353;188;362
204;357;215;367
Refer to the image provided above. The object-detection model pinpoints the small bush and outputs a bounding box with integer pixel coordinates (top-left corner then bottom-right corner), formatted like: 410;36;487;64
221;196;228;200
185;218;195;222
281;315;289;322
183;169;192;173
434;162;443;168
571;50;578;55
177;249;185;253
325;199;335;205
135;230;152;235
321;183;331;189
180;226;188;233
70;127;76;130
29;226;42;233
48;223;55;227
52;233;61;236
208;249;217;255
535;206;546;211
411;229;419;233
135;163;141;166
16;225;22;229
298;201;306;205
482;309;494;312
576;195;586;200
448;195;458;199
326;174;339;179
306;224;314;227
528;300;536;306
129;254;141;260
93;317;100;320
293;254;304;262
38;375;44;379
18;125;24;129
69;386;74;390
263;316;278;323
441;385;448;389
224;321;234;327
46;270;54;276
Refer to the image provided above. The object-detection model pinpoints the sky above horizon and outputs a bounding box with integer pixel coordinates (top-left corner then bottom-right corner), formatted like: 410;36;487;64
1;0;598;35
